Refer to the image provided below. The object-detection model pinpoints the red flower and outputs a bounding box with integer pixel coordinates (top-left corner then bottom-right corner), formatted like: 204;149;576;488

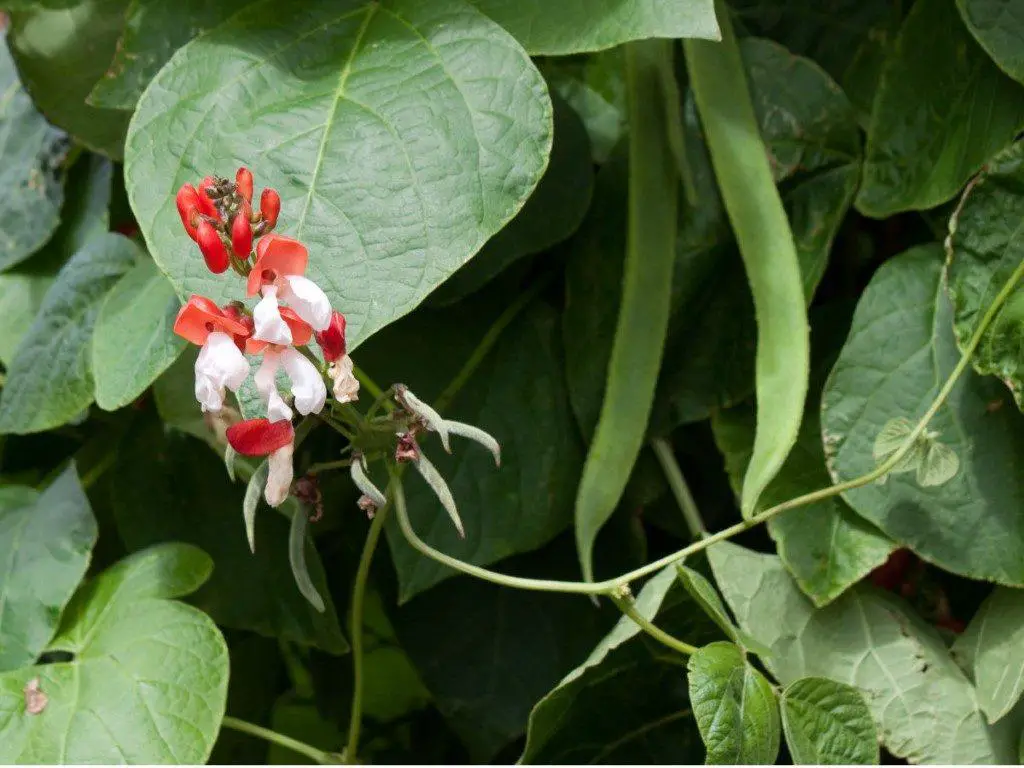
235;167;254;203
227;418;295;456
260;188;281;229
315;310;347;362
173;295;249;346
231;205;253;257
175;184;201;240
246;234;308;296
196;220;230;274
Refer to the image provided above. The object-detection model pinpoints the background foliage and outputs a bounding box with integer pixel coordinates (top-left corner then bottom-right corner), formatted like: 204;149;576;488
2;0;1024;764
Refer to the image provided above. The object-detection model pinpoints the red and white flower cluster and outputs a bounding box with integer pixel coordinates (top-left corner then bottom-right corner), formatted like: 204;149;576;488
172;168;359;506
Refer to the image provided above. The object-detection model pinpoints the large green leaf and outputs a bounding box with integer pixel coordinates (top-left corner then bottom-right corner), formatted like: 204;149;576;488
521;566;718;764
947;142;1024;410
359;295;583;600
0;543;229;763
953;587;1024;724
87;0;237;110
0;232;138;434
125;0;552;350
428;95;594;305
712;398;894;607
779;677;879;765
0;154;112;367
93;258;185;410
469;0;718;54
391;537;613;760
822;245;1024;585
6;0;132;158
855;0;1024;217
708;542;1017;763
956;0;1024;85
0;30;66;272
0;466;96;672
112;420;348;653
688;641;780;764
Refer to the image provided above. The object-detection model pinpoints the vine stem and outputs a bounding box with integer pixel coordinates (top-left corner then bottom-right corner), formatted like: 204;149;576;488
610;594;698;655
390;252;1024;597
651;438;706;539
344;502;391;765
221;716;335;764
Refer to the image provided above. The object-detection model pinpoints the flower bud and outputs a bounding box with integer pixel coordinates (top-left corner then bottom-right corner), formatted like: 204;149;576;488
260;188;281;229
197;176;220;220
235;166;254;203
175;184;201;240
196;220;230;273
231;207;253;257
315;310;347;362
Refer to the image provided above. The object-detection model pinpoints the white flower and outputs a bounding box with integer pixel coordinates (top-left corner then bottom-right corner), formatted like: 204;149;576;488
329;355;360;403
194;331;249;413
255;348;326;420
265;441;294;507
279;275;332;331
253;284;292;345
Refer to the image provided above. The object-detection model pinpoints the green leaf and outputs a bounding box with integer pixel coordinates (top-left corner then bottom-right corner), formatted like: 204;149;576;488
521;566;717;764
953;587;1024;724
359;295;583;600
708;541;1018;763
391;537;613;760
957;0;1024;84
947;142;1024;410
855;0;1024;217
779;677;879;765
92;257;186;411
822;245;1024;585
267;692;342;764
87;0;238;110
688;641;781;764
469;0;719;55
6;0;132;158
0;30;66;271
0;543;229;764
0;465;96;672
676;565;742;642
542;50;626;164
125;0;552;351
712;397;894;607
652;37;861;434
0;154;112;367
574;39;679;582
0;232;138;434
112;420;348;653
429;95;594;305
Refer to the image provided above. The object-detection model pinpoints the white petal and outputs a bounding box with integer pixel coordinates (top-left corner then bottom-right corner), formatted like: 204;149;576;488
280;347;326;415
281;275;332;331
253;284;293;345
265;442;294;507
255;350;293;423
329;355;360;403
194;331;249;413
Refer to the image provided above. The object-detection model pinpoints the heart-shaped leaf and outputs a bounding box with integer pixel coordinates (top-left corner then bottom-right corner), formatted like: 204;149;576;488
0;543;229;764
0;465;96;672
124;0;553;350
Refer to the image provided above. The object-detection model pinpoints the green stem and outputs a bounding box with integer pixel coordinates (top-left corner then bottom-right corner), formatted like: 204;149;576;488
611;595;698;655
650;438;706;539
344;502;391;765
434;269;554;412
221;716;334;764
391;250;1024;597
307;458;352;474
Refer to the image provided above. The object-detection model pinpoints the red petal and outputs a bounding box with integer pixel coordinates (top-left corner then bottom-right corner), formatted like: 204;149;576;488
231;209;253;257
260;188;281;228
227;418;294;456
197;176;220;219
197;220;230;274
173;295;248;346
175;185;201;240
235;167;254;203
280;307;313;346
315;310;347;362
247;234;308;295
